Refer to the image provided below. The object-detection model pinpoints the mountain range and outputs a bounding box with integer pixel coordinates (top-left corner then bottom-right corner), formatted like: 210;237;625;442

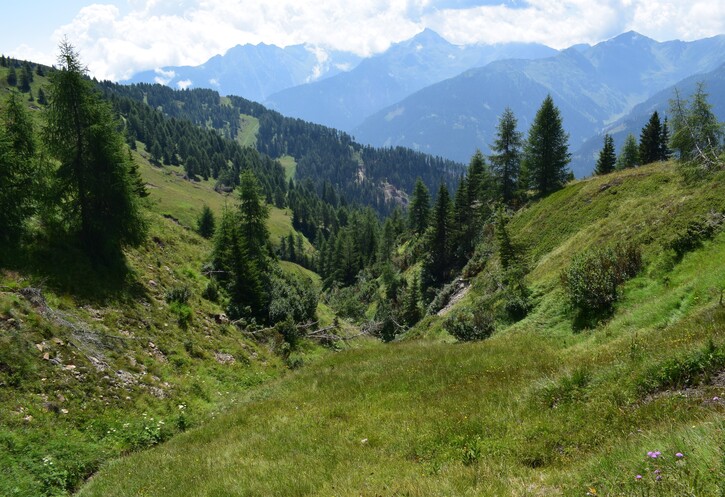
353;32;725;172
126;30;725;176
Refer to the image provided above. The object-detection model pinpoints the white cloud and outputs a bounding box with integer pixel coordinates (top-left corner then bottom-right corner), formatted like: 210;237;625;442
154;67;176;84
52;0;724;81
177;79;193;89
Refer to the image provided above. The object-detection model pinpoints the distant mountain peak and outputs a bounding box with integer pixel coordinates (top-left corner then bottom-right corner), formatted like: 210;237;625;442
606;30;656;45
406;28;450;46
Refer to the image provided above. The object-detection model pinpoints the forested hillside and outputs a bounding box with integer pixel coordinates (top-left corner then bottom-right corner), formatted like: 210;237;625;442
98;81;463;214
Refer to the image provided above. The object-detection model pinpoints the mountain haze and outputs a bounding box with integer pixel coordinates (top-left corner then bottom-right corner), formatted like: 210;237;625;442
572;63;725;175
264;29;556;131
354;32;725;171
125;42;361;103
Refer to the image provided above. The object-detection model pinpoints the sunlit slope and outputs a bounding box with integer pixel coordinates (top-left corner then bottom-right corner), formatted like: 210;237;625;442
78;162;725;496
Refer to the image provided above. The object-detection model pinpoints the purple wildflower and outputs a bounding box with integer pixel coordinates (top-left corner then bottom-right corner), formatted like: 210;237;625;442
675;452;684;458
654;469;661;475
635;475;642;480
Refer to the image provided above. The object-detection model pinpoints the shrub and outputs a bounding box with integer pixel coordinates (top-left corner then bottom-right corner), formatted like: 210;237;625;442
561;243;642;315
201;280;219;302
165;286;191;304
667;213;724;260
444;302;496;341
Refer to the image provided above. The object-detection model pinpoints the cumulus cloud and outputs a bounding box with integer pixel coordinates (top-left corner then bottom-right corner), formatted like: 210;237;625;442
51;0;724;81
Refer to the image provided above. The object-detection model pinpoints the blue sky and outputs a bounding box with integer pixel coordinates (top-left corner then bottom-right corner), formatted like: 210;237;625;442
2;1;723;81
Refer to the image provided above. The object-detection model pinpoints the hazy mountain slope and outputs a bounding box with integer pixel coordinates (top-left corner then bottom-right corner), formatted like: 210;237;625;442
572;63;725;176
354;32;725;167
264;29;556;131
125;42;361;103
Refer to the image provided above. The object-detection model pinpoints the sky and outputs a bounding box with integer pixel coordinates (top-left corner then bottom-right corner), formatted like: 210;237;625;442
2;0;723;82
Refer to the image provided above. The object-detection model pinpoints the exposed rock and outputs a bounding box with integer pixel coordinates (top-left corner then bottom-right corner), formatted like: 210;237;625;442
214;352;235;365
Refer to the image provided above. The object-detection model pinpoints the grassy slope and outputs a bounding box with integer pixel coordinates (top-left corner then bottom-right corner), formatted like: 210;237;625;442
0;70;318;496
79;162;725;496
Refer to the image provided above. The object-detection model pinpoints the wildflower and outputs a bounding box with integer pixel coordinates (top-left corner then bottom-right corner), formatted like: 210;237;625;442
654;469;661;475
656;475;662;482
635;475;642;480
675;452;684;458
647;450;661;459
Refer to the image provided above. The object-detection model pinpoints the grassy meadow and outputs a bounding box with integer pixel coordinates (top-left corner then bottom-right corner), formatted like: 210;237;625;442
78;162;725;496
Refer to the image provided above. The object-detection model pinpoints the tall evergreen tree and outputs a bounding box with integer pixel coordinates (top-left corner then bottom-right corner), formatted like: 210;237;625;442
19;66;31;93
6;65;17;86
408;177;431;236
639;111;663;165
422;184;453;291
522;95;571;197
489;107;523;204
43;41;146;261
659;117;671;161
196;204;215;239
0;93;37;244
617;133;640;169
238;169;271;268
594;133;616;175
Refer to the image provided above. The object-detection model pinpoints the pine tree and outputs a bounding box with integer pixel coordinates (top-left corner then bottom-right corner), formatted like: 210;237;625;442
522;95;571;197
489;107;523;204
7;65;17;86
196;205;215;239
238;169;271;268
408;177;430;235
639;111;663;165
401;273;423;326
659;117;671;161
43;40;146;261
19;66;31;93
617;133;640;169
0;93;37;244
594;134;616;175
37;87;47;105
422;184;453;290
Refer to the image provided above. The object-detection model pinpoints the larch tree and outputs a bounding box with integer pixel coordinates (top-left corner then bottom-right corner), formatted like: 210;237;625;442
489;107;523;204
43;40;146;261
669;83;723;172
594;133;616;175
522;95;571;197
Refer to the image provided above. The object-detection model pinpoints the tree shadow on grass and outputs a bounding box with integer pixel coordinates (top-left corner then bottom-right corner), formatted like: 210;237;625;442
1;235;148;306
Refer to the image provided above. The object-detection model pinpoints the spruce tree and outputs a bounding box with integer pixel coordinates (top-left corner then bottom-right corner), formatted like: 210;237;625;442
489;107;523;204
594;134;616;175
617;133;640;169
422;183;453;290
7;65;17;86
0;93;37;244
408;177;431;236
238;169;271;268
659;117;671;161
522;95;571;197
639;111;663;165
196;205;215;239
19;66;31;93
43;41;146;261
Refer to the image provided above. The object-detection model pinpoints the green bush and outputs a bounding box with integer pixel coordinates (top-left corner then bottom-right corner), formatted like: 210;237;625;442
201;280;219;302
667;213;724;260
561;243;642;315
444;303;496;342
165;285;191;304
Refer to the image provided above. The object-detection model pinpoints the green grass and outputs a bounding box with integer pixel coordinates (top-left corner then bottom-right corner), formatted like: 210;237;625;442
77;163;725;496
236;114;259;148
278;155;297;182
